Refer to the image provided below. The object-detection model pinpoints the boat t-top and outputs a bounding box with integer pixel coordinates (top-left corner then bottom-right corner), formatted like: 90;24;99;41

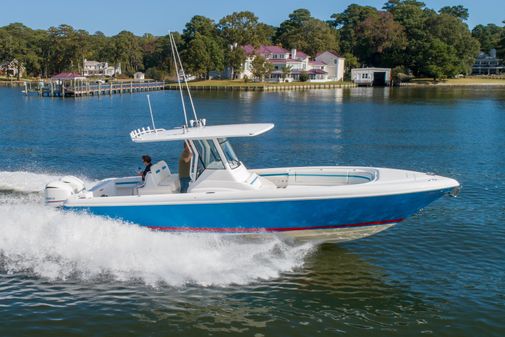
44;33;460;243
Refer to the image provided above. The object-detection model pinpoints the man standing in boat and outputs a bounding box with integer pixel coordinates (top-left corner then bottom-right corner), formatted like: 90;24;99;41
179;142;193;193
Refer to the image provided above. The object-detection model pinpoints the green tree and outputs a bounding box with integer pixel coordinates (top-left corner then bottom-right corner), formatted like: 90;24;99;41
428;13;479;76
218;11;274;46
383;0;478;78
342;52;359;80
110;31;143;75
224;45;245;79
142;33;181;80
181;16;224;78
354;11;407;67
182;15;219;43
183;32;224;79
472;24;504;52
275;9;339;56
89;31;111;61
0;23;46;78
42;24;93;75
251;55;273;81
420;38;459;80
439;5;469;21
281;65;292;81
498;22;505;59
330;4;378;54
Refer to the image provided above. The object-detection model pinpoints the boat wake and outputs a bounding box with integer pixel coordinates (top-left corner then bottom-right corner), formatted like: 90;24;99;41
0;171;314;287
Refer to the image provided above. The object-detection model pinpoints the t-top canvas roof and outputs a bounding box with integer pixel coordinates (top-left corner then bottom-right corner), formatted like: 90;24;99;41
130;123;274;143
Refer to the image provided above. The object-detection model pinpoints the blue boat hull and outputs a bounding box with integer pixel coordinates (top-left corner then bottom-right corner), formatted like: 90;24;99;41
66;189;450;234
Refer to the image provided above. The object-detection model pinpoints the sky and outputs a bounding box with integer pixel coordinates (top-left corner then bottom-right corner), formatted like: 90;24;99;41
0;0;503;36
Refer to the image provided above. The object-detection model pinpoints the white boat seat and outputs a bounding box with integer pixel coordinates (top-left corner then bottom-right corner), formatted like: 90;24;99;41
150;160;171;185
139;161;180;195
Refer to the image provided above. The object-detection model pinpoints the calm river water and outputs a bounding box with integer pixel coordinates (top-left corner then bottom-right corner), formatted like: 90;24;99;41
0;86;504;336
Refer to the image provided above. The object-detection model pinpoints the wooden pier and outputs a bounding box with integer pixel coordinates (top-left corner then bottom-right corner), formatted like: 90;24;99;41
38;80;165;97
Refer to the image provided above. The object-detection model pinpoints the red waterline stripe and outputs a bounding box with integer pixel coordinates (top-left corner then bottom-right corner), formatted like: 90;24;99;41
147;218;404;233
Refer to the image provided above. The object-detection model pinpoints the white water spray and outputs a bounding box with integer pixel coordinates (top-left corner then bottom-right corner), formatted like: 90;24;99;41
0;171;314;286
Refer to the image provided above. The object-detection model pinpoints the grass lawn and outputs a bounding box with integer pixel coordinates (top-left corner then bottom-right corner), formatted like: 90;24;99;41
444;77;505;84
411;77;505;85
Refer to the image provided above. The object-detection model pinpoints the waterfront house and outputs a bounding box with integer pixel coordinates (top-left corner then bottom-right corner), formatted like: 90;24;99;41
239;45;345;82
472;49;504;75
83;59;121;77
0;59;25;78
351;68;392;86
315;51;345;81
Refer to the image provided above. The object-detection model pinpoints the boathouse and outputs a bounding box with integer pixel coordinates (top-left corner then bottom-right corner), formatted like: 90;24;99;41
134;72;145;81
351;67;392;86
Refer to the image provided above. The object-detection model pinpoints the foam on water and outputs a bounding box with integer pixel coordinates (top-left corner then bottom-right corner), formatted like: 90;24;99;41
0;170;94;193
0;171;313;286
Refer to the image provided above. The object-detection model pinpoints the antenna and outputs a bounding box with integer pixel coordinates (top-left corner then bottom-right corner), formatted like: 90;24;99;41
168;31;199;126
146;94;156;132
168;31;189;126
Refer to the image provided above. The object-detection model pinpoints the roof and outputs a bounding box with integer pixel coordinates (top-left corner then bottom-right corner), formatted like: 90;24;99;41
315;51;342;58
351;67;391;72
294;51;308;59
51;72;85;80
84;60;102;66
130;123;275;143
242;45;289;56
309;60;326;66
308;69;328;75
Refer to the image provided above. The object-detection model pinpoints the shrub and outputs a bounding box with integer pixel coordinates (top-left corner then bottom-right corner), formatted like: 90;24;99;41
299;71;309;82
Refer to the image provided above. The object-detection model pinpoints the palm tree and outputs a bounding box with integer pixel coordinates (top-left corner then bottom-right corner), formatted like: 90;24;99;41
281;65;292;82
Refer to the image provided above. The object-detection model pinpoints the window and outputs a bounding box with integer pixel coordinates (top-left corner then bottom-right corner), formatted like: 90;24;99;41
218;138;240;169
194;140;225;170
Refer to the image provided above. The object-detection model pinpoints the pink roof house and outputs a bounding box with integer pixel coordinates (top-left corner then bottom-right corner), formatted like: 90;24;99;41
239;45;344;82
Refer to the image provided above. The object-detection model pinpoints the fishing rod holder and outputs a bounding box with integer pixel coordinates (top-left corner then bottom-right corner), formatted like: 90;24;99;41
189;119;207;127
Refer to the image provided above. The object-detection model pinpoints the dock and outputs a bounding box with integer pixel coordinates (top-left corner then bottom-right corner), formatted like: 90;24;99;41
22;80;165;97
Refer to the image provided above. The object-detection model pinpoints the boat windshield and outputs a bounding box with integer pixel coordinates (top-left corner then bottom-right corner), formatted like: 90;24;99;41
218;138;240;169
194;139;225;170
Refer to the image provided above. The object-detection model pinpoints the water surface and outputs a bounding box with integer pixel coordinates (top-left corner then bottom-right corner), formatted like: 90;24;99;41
0;86;504;336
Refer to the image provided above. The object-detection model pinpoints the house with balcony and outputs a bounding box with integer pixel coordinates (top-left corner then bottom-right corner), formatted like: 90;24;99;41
239;45;345;82
472;49;504;75
83;59;121;77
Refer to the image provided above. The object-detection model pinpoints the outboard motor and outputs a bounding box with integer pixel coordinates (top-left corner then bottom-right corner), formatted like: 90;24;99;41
45;176;86;207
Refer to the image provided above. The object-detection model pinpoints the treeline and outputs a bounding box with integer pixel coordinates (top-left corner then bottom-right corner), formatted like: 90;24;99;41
1;0;504;80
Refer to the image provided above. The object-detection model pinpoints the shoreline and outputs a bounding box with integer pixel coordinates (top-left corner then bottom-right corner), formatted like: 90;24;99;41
2;79;505;90
165;81;356;91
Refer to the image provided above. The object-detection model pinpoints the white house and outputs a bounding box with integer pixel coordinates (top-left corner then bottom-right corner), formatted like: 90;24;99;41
0;59;25;78
472;49;504;75
239;45;345;83
83;59;121;77
351;68;392;86
315;51;345;81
